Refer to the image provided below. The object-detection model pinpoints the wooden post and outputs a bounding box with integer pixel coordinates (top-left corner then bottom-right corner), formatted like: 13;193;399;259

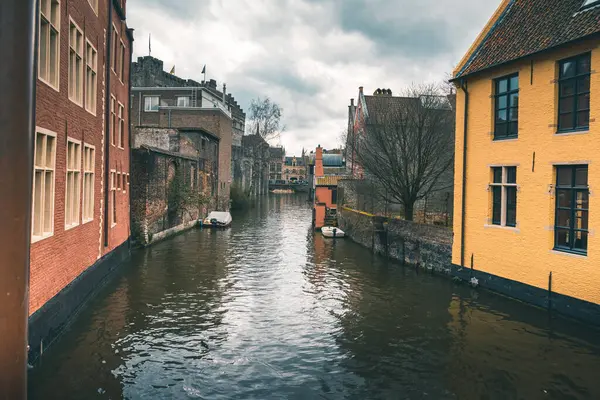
0;0;37;397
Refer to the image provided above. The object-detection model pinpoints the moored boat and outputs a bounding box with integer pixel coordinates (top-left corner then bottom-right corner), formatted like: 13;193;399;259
203;211;232;228
321;226;345;238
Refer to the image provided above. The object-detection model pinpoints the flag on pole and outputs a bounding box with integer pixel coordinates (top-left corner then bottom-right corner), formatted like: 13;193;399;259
170;65;175;74
149;33;152;56
201;65;206;74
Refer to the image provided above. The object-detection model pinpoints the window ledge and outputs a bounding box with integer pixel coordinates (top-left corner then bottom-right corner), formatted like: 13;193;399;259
484;224;520;233
111;223;117;228
69;97;84;108
82;218;94;225
85;107;97;117
38;77;60;93
550;249;587;258
65;223;80;231
492;137;518;142
31;233;54;244
555;129;589;136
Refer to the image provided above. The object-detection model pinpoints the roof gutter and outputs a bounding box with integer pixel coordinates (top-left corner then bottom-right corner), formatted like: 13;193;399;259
459;79;469;268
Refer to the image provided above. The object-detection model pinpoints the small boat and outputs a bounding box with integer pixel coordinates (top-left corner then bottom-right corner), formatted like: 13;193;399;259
321;226;345;238
202;211;232;228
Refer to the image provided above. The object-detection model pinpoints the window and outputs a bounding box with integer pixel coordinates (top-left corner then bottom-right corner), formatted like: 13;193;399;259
117;172;122;190
65;139;81;228
118;102;125;148
111;171;117;226
490;166;517;227
331;188;338;205
87;0;97;12
555;165;589;254
581;0;600;10
32;129;56;240
118;40;126;82
177;96;190;107
110;96;116;145
144;96;159;112
39;0;60;89
494;74;519;139
558;53;591;132
69;19;84;105
85;40;97;114
111;25;118;72
82;144;95;222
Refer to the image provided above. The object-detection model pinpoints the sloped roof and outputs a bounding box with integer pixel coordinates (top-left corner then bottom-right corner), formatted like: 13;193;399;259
316;176;348;186
363;96;419;124
269;147;284;158
242;134;268;147
323;154;343;167
456;0;600;78
285;156;305;166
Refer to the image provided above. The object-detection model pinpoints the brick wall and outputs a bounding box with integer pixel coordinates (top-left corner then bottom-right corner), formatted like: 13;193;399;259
30;0;132;315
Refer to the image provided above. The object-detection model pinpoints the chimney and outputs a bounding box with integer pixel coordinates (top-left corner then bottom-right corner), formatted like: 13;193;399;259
315;145;324;177
359;86;363;95
350;98;354;106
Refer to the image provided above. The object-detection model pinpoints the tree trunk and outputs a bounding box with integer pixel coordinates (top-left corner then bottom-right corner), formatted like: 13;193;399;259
404;202;415;221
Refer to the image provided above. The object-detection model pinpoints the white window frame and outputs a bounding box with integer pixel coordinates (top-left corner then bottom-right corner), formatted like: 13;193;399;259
110;95;116;146
87;0;98;14
38;0;60;91
82;143;95;223
111;24;118;73
118;102;125;149
110;170;117;227
68;17;84;106
85;39;98;115
65;138;82;230
32;127;57;242
118;39;126;83
144;96;160;112
489;165;518;227
177;96;191;107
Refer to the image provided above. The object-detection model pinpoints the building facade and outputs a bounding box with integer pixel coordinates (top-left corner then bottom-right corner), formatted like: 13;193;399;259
269;147;285;182
131;58;238;210
30;0;133;355
452;0;600;322
283;156;306;182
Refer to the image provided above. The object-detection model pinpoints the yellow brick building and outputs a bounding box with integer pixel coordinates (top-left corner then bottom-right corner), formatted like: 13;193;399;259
451;0;600;323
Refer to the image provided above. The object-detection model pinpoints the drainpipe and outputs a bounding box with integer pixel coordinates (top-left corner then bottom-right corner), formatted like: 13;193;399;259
103;0;113;248
127;28;134;248
137;92;141;126
0;0;36;395
459;79;469;268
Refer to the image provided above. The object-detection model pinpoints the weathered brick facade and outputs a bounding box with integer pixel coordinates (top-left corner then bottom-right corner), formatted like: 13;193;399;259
30;0;132;315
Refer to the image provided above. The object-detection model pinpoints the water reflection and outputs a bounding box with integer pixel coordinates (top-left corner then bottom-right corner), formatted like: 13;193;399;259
29;195;600;399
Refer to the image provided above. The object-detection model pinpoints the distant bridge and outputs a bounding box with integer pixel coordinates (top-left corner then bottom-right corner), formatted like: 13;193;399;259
269;183;309;193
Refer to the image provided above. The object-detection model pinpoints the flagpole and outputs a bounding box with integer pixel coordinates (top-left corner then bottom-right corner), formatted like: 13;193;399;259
149;33;151;56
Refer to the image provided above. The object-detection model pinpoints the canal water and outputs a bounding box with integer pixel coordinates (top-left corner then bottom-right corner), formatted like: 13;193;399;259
29;195;600;399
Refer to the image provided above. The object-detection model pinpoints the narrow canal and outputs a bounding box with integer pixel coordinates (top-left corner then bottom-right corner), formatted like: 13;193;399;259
30;195;600;399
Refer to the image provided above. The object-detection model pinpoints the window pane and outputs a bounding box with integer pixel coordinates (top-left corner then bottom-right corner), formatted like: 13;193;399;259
560;81;575;97
575;167;588;186
573;231;588;252
497;79;508;94
509;92;519;108
509;107;518;121
506;167;517;183
576;190;589;209
493;167;502;183
575;211;589;230
497;95;507;109
577;76;590;94
577;94;590;111
44;171;53;232
556;209;571;228
33;171;43;236
506;186;517;227
509;122;518;136
561;60;576;78
557;189;572;208
576;111;589;128
35;134;44;167
495;123;507;138
557;168;572;186
559;96;574;113
492;186;502;225
40;22;49;79
496;109;507;123
577;55;591;74
555;229;570;249
509;75;518;90
559;113;574;131
46;136;55;168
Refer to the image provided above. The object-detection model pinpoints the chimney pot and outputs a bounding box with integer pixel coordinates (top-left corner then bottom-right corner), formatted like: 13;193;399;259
350;98;354;106
359;86;363;94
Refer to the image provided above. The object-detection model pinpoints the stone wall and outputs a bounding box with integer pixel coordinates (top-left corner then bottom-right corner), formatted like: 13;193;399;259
339;207;453;273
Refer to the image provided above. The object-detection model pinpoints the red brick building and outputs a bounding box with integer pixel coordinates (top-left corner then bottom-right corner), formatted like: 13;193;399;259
30;0;133;352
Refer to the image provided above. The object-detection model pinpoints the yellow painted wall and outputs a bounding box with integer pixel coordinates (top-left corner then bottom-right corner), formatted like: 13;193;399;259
452;38;600;304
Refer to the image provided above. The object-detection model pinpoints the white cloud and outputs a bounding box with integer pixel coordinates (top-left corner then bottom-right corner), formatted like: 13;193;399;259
128;0;499;154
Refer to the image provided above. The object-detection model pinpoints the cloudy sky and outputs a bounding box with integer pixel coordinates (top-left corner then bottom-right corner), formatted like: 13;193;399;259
127;0;500;155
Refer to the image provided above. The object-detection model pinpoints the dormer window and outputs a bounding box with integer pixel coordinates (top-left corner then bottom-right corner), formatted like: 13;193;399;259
581;0;600;10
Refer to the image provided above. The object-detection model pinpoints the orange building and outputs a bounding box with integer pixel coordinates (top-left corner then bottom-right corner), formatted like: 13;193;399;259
312;146;346;229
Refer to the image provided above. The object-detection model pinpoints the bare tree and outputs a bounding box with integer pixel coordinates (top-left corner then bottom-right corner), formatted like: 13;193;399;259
247;97;285;144
356;83;455;221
